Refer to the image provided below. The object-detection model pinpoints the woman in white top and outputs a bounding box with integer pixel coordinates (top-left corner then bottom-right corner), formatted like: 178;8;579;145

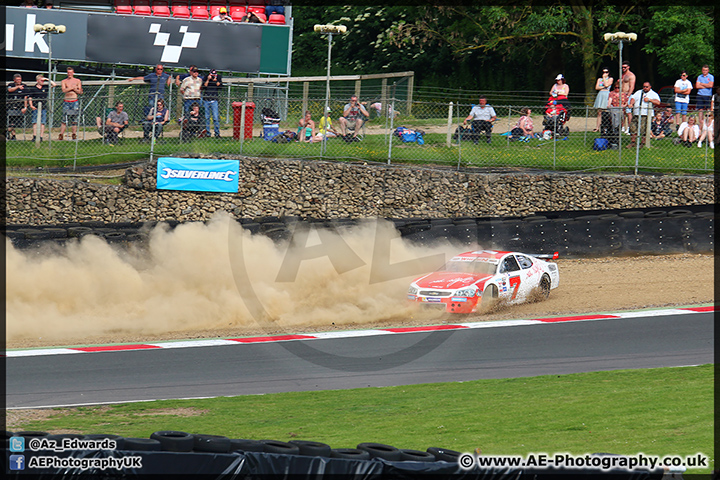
697;112;714;149
550;74;569;99
677;116;700;146
593;68;613;132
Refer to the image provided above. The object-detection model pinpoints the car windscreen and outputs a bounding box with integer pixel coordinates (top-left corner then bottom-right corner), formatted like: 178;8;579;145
442;260;497;275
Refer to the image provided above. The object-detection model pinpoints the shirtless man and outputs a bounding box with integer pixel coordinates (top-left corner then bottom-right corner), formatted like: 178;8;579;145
58;66;82;140
621;61;636;134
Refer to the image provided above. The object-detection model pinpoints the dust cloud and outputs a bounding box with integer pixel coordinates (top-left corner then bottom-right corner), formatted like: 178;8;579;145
6;214;467;344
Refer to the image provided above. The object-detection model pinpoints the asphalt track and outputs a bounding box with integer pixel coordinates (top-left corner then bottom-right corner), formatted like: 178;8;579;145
6;311;713;408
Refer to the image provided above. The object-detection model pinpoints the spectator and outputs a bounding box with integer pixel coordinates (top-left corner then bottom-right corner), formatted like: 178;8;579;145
695;65;714;124
27;74;56;142
627;81;660;148
180;66;203;114
316;107;339;140
22;0;37;7
6;73;28;141
58;66;82;141
181;102;203;142
143;98;169;141
338;95;369;140
128;64;172;106
297;110;316;143
550;74;569;98
697;112;713;149
621;61;636;134
212;7;232;22
593;67;613;132
103;102;129;145
713;87;719;141
660;107;675;136
202;68;222;138
650;112;667;140
462;95;497;144
241;10;266;23
511;107;533;141
44;0;53;7
265;0;286;18
673;70;693;125
677;116;699;147
606;80;624;131
369;102;399;119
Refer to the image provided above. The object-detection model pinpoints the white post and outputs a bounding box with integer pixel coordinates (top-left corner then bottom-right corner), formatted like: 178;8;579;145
446;102;454;147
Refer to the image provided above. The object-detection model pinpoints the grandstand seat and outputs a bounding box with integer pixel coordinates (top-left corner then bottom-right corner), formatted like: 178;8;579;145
253;12;267;23
172;5;191;18
209;0;227;4
229;5;245;20
152;2;171;17
191;5;210;20
114;0;132;15
209;5;224;18
228;0;245;4
268;13;285;25
248;5;265;15
133;5;152;16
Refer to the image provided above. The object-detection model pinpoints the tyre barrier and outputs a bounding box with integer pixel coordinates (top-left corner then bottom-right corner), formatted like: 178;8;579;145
4;205;713;257
4;431;661;478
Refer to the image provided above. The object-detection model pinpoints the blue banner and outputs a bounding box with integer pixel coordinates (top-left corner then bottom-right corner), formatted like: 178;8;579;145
156;158;239;193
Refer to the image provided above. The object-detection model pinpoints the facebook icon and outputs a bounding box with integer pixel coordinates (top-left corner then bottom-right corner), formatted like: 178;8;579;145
10;454;25;470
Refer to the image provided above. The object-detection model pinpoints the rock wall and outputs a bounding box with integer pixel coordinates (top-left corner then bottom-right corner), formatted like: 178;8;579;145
6;157;716;225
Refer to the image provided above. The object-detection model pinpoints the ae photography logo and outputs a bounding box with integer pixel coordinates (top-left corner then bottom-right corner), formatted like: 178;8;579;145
228;218;455;372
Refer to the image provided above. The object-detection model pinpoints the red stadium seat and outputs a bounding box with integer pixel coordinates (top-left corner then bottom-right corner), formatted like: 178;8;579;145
134;5;152;15
229;5;245;19
209;5;224;18
152;4;171;17
268;13;285;24
134;0;150;6
114;0;132;15
228;0;245;4
191;5;210;20
172;5;191;18
253;12;267;23
209;0;227;4
248;6;265;15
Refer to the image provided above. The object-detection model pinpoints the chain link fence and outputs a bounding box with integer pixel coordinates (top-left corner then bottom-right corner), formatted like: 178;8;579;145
4;81;715;173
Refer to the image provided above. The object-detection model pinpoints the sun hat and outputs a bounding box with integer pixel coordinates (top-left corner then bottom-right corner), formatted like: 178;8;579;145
555;74;564;80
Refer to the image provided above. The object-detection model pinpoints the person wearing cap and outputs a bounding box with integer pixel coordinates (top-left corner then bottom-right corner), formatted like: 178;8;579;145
550;74;570;116
212;6;232;21
202;68;223;137
180;66;203;114
316;107;338;140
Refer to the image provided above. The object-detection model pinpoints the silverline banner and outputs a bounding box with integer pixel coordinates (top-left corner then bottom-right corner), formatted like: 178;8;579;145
156;158;240;193
6;6;290;74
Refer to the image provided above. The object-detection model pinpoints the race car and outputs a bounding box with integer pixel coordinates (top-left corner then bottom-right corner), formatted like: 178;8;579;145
407;250;560;314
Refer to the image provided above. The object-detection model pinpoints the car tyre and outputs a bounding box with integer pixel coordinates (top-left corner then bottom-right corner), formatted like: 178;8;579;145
540;274;551;299
480;284;498;312
427;447;462;462
149;431;194;452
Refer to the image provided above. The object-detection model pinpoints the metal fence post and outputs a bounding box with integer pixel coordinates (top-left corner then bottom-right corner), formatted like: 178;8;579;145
387;82;396;164
446;101;453;147
507;105;512;146
240;93;246;155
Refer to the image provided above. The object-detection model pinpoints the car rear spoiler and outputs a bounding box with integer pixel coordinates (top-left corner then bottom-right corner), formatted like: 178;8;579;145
533;252;559;260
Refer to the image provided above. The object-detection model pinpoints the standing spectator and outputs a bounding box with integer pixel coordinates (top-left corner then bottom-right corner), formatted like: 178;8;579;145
143;98;169;141
58;66;82;141
44;0;53;7
606;80;625;131
6;73;28;141
549;74;569;99
338;95;369;140
695;65;714;124
202;69;222;137
128;64;172;106
697;112;713;149
265;0;286;18
713;87;719;141
180;66;203;115
103;102;129;145
677;116;700;147
462;95;497;144
621;61;636;134
593;68;613;132
212;7;233;22
26;74;56;141
627;81;660;148
297;110;316;142
673;71;693;125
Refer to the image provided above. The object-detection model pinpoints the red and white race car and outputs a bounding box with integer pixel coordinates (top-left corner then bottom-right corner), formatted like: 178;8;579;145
407;250;560;314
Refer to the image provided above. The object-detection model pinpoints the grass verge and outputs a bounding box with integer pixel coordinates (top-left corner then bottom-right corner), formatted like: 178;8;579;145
9;364;713;473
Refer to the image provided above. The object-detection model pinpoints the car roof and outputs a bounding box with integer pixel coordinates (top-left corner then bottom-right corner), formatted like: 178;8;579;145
449;250;514;263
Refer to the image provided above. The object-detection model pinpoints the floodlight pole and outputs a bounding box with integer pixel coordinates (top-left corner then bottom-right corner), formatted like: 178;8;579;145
35;23;66;151
315;24;346;157
604;32;637;171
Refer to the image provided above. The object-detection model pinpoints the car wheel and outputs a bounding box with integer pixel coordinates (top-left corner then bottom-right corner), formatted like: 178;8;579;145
540;274;551;299
480;284;498;312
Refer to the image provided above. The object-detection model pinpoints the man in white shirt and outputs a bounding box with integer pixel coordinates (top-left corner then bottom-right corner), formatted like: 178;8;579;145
673;71;693;125
627;82;660;148
462;95;497;144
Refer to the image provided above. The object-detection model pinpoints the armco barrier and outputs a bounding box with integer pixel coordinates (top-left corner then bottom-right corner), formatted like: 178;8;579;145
2;206;713;257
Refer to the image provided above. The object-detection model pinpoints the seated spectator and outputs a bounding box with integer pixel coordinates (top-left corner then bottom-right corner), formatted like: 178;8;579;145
650;111;667;140
180;102;203;142
462;95;496;144
316;107;339;140
677;116;700;147
510;107;534;140
338;95;369;140
103;102;129;145
143;99;169;141
265;0;286;18
697;112;714;149
297;110;316;143
241;10;266;23
212;7;232;22
660;107;675;136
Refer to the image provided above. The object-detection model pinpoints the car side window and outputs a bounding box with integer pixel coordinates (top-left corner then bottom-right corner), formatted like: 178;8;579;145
517;255;533;269
500;256;520;273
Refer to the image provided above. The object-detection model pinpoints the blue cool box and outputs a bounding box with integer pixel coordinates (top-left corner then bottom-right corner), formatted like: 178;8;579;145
263;124;280;140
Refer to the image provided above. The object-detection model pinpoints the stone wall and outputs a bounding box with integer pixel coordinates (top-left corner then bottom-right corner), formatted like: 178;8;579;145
6;157;715;225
